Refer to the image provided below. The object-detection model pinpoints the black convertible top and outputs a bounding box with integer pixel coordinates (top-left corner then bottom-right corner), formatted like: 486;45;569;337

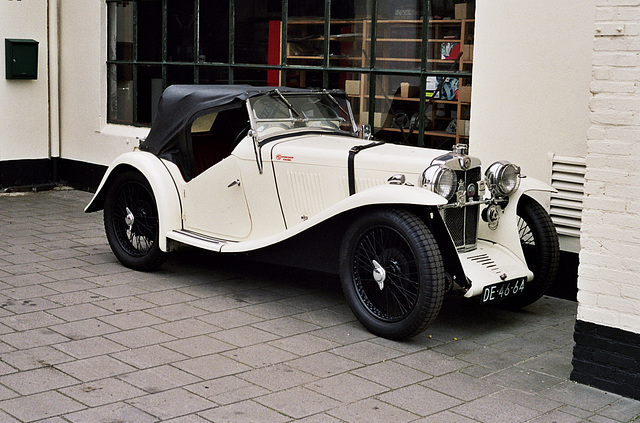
139;85;305;156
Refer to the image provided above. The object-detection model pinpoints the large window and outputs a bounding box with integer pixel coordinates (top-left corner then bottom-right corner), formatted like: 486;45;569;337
107;0;474;149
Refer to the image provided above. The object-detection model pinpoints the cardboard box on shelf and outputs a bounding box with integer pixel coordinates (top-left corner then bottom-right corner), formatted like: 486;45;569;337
459;119;470;136
345;80;360;96
462;44;474;61
455;3;475;19
458;85;472;103
400;82;419;98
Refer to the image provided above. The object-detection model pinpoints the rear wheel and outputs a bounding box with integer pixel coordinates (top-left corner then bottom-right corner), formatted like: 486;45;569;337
103;170;166;271
340;209;445;340
502;195;559;308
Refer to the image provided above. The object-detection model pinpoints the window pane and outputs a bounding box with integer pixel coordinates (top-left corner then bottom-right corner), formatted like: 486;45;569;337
199;2;229;63
107;1;133;62
137;0;162;62
167;65;194;86
375;1;423;71
167;0;195;62
234;68;268;86
198;67;229;85
235;2;282;64
137;65;162;125
107;64;134;124
329;1;369;68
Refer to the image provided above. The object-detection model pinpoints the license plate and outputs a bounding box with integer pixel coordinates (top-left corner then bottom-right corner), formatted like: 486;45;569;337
481;277;526;304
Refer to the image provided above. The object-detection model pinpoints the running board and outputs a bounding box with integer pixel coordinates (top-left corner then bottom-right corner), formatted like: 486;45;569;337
166;230;234;252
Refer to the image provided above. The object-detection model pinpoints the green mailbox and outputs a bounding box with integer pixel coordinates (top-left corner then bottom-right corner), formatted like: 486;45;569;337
5;39;39;80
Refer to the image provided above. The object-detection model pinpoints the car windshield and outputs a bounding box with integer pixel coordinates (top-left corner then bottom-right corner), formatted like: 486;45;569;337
249;91;357;139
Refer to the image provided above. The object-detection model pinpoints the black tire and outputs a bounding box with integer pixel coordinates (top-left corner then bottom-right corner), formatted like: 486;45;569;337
502;195;560;308
339;209;445;340
103;170;166;271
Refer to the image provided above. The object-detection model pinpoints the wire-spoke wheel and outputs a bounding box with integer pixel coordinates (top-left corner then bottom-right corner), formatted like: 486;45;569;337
340;209;445;340
501;195;559;308
104;171;166;271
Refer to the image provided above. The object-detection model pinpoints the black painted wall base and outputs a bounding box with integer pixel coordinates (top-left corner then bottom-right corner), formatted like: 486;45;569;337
0;158;106;193
572;320;640;400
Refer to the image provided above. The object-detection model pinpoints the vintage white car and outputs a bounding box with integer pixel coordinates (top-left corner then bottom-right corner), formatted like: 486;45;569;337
86;85;559;340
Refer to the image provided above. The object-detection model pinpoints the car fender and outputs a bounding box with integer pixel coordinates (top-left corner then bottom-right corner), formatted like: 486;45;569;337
478;176;557;262
221;184;448;252
84;151;182;251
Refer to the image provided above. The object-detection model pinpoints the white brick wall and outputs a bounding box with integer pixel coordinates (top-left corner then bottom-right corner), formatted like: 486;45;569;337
578;0;640;334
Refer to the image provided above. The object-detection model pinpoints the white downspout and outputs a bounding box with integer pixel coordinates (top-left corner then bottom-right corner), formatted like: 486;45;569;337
47;0;60;179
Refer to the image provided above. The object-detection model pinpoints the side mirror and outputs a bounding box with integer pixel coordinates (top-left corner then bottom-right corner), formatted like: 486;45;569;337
361;124;372;140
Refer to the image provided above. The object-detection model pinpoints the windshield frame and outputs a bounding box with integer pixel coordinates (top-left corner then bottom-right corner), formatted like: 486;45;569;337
246;90;358;142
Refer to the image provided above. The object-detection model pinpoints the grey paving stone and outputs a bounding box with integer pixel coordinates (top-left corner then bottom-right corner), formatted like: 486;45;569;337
378;384;463;417
597;397;640;422
251;315;321;337
199;400;291;423
306;372;388;402
222;343;298;368
394;349;470;377
482;365;565;394
197;308;264;329
105;326;177;349
451;393;542;423
526;410;585;423
164;334;235;357
541;381;623;412
126;388;216;420
327;397;418;423
0;310;65;331
118;364;202;393
413;410;482;422
209;325;280;347
59;377;147;407
239;363;318;391
55;355;137;382
0;328;69;350
50;318;120;340
98;310;165;330
352;360;431;389
256;386;341;419
421;371;503;401
0;391;86;422
111;344;189;369
331;340;404;365
268;333;341;356
154;318;220;338
0;345;74;371
64;401;157;423
287;351;363;378
0;366;79;395
174;354;252;380
53;336;128;359
186;375;270;405
46;303;112;322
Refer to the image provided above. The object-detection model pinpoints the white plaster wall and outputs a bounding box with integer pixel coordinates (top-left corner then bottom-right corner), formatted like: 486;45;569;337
58;1;148;165
577;0;640;334
0;0;50;161
470;0;594;183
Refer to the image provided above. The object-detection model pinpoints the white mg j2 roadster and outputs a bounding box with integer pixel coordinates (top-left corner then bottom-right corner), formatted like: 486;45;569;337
86;85;559;340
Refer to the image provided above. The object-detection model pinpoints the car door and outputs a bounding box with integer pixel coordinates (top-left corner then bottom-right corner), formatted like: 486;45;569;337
182;156;252;240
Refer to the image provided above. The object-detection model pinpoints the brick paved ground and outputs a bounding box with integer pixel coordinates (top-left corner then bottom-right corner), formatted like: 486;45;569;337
0;188;638;422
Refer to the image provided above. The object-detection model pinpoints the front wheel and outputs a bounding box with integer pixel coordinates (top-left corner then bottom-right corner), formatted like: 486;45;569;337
103;170;166;271
339;209;445;340
502;195;559;308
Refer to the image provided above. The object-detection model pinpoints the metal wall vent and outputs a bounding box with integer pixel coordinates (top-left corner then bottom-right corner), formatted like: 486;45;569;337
550;156;586;252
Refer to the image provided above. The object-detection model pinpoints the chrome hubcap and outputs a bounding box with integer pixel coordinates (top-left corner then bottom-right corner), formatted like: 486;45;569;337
124;207;135;229
372;260;386;290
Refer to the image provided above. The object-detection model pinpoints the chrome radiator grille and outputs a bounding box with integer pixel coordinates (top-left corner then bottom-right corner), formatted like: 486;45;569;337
441;167;481;252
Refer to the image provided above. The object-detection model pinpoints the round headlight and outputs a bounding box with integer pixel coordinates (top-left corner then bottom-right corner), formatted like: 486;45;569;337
485;161;521;197
421;165;457;200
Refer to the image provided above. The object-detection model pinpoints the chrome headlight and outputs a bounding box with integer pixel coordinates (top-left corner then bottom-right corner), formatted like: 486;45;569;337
485;161;521;197
421;165;457;200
